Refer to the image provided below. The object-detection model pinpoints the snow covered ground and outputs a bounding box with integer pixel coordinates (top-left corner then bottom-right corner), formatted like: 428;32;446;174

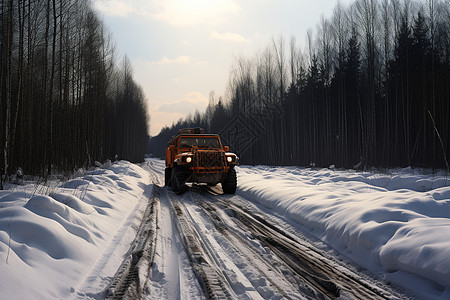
1;158;449;299
0;161;152;299
237;165;450;299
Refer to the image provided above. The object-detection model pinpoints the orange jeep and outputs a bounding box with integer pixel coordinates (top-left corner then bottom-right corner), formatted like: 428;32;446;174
165;128;238;194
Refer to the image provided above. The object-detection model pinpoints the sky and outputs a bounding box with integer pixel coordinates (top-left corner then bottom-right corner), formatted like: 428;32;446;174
93;0;354;136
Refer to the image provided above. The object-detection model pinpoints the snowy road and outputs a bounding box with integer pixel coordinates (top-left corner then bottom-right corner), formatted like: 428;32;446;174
2;158;449;299
109;159;402;299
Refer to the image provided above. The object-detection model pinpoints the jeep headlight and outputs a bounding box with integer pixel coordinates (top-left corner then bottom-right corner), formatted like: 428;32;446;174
227;156;233;163
186;156;192;163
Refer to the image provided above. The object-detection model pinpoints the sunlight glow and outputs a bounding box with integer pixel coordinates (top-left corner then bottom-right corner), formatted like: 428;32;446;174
150;0;240;26
94;0;134;17
94;0;240;25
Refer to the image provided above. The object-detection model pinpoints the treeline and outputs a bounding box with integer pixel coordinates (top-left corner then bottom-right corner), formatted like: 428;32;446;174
150;0;450;170
1;0;149;183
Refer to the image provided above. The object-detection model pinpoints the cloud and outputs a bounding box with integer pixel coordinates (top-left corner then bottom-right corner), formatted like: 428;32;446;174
210;31;250;43
149;0;241;27
152;55;207;65
94;0;241;26
93;0;135;17
155;92;208;114
153;55;191;64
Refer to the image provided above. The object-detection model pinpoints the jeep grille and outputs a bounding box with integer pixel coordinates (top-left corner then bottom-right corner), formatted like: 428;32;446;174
195;151;225;173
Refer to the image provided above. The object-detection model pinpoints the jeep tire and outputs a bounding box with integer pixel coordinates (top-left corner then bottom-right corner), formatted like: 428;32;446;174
171;166;188;194
222;167;237;194
165;168;172;186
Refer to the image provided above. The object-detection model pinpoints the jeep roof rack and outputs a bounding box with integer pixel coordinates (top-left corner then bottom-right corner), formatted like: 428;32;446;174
178;128;204;134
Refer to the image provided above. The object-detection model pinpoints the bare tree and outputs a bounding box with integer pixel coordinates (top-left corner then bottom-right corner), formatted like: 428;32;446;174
1;0;150;182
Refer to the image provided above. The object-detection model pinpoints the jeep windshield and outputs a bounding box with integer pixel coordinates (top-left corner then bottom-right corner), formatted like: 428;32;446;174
179;137;220;149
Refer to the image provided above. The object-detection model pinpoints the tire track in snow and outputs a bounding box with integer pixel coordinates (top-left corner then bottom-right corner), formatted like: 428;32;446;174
171;190;316;299
112;159;404;300
105;187;159;299
212;197;402;299
146;186;204;300
169;194;235;299
197;199;320;299
105;160;204;300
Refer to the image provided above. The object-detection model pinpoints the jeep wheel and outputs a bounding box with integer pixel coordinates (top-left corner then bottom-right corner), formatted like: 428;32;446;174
165;168;172;186
171;166;188;194
222;168;237;194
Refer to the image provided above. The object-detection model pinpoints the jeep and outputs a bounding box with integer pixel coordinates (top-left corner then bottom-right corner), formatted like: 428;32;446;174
165;128;238;194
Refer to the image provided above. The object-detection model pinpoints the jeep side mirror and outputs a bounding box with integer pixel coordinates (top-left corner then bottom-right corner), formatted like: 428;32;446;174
169;145;175;151
224;146;229;152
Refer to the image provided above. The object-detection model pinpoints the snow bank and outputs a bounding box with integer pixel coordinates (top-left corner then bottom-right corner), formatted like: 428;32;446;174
237;166;450;297
0;161;150;299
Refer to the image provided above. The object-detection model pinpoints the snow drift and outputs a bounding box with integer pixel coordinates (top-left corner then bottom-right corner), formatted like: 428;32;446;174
237;165;450;298
0;161;150;299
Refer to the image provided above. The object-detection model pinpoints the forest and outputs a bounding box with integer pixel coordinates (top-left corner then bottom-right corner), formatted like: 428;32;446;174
149;0;450;171
1;0;150;187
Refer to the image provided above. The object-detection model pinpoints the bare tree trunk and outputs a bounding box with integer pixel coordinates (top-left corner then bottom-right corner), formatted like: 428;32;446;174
3;0;14;181
47;0;57;175
10;0;25;173
272;36;286;163
0;1;4;188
